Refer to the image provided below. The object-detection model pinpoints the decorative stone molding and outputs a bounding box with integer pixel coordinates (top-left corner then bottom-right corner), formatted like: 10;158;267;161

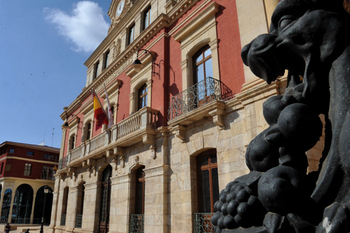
209;107;226;130
87;159;96;177
142;134;156;159
172;125;186;142
67;167;77;181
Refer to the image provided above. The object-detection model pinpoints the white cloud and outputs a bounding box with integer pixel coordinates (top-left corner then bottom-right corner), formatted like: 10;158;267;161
44;1;110;53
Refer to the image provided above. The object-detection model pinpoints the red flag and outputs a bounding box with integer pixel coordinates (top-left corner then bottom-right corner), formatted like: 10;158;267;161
92;90;108;130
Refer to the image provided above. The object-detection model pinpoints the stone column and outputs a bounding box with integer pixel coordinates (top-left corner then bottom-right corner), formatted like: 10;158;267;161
30;193;36;224
143;165;170;233
8;189;16;223
129;92;135;114
82;181;101;233
66;186;78;231
60;125;69;160
0;184;6;216
49;175;62;233
109;174;131;233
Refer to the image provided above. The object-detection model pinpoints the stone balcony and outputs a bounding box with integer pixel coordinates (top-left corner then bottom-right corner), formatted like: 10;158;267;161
59;107;158;170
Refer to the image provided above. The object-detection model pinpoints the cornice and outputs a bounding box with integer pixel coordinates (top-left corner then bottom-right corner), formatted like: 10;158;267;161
0;141;60;153
62;0;203;119
170;0;215;38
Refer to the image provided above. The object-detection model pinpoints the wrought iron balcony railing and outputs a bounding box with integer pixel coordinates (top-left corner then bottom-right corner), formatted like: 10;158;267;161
58;156;69;170
61;214;66;226
129;214;144;233
168;77;233;120
193;213;214;233
75;214;83;228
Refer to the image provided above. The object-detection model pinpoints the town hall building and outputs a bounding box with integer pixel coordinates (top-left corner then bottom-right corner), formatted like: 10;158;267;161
50;0;323;233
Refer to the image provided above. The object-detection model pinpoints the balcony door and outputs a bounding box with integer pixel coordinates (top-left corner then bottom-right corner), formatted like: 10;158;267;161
193;45;214;104
99;165;112;233
194;149;219;233
130;166;145;233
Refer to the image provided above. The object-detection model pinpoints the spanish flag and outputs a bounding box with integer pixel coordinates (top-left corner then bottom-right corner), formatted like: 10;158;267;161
92;89;108;129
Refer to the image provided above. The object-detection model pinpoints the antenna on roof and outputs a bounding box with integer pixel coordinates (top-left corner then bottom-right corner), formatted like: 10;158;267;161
52;128;55;147
40;131;46;146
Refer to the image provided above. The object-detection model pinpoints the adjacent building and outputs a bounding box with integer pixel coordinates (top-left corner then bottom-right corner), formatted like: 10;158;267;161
0;141;59;225
51;0;323;233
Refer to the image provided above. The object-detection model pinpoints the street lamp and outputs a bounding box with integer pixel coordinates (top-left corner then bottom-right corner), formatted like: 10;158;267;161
131;49;159;75
40;186;50;233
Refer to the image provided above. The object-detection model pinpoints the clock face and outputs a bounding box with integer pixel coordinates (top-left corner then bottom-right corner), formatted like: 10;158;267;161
116;1;125;17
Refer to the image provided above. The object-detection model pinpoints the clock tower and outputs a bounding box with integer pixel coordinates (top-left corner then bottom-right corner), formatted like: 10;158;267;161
108;0;133;28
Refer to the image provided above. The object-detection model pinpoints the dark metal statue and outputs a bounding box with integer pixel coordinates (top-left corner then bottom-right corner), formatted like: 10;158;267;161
212;0;350;232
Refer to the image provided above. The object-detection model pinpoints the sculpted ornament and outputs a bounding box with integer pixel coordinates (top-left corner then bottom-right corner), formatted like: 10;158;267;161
212;0;350;232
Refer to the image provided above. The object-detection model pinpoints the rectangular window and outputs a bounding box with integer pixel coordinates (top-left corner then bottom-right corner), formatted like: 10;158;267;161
128;24;135;45
93;61;100;80
0;163;4;174
41;166;54;180
9;149;14;153
24;163;32;176
143;7;151;30
44;154;58;162
103;50;110;70
27;151;34;156
5;164;11;171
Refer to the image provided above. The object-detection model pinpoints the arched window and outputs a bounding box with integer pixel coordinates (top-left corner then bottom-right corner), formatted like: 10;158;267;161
138;84;148;110
61;187;69;226
193;45;213;85
1;189;12;221
135;166;145;214
197;150;219;213
76;182;85;228
13;184;33;223
193;45;214;103
34;186;53;225
99;165;112;233
193;149;219;232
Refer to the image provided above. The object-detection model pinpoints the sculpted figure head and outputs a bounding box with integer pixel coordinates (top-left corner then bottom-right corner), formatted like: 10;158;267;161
241;0;350;111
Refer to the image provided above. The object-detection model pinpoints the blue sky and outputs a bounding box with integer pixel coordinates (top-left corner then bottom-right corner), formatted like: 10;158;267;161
0;1;112;148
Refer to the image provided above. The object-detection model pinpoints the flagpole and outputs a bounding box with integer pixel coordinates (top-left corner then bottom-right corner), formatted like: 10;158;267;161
103;84;109;123
103;83;114;128
92;88;108;116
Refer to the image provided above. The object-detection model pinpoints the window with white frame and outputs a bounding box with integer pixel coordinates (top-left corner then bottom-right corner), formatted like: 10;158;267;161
128;23;135;46
138;83;148;110
93;61;100;80
103;50;110;70
41;166;54;180
24;163;32;176
142;6;151;31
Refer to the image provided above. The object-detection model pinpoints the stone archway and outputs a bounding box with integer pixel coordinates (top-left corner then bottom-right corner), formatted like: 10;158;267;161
34;186;53;225
12;184;33;224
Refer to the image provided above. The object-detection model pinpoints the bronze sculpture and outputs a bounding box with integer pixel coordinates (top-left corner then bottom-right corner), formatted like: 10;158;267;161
212;0;350;232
